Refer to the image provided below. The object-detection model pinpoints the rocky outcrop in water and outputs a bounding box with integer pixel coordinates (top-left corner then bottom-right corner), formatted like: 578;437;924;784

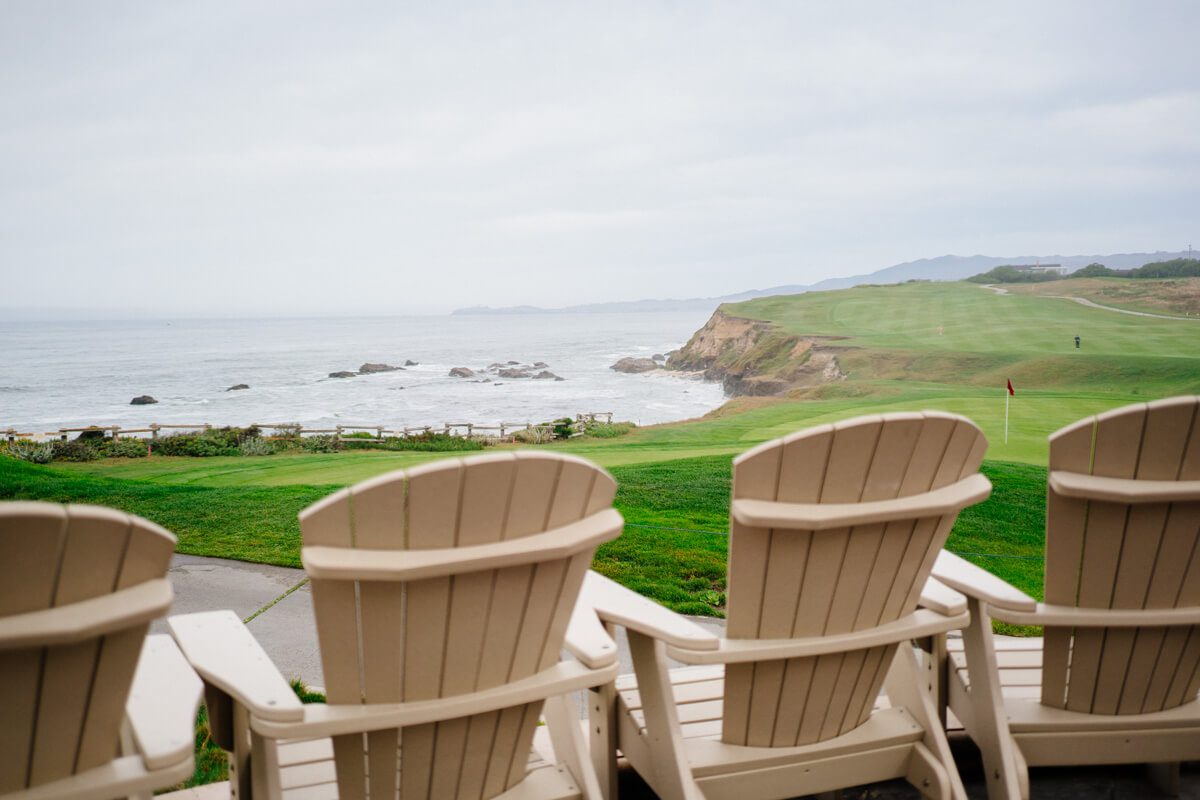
328;371;357;379
226;384;250;391
130;395;157;405
449;367;476;378
358;362;403;374
610;357;661;373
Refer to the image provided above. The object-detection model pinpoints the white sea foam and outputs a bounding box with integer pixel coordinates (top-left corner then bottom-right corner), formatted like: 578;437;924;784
1;312;726;431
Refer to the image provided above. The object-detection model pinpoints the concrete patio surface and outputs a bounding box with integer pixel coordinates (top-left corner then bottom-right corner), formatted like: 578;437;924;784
161;554;1200;799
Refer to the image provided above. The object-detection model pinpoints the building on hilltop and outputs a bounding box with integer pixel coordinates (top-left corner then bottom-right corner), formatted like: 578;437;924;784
1003;263;1067;276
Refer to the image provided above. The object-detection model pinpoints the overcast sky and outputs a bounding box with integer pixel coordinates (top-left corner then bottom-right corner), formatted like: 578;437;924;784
2;2;1197;316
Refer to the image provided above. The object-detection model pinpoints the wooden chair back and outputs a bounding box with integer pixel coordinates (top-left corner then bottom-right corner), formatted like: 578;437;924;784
723;412;987;747
299;451;618;800
1042;396;1200;713
0;502;176;793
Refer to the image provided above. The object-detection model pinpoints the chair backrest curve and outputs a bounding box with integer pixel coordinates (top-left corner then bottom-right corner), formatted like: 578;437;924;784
1042;396;1200;713
0;501;175;793
299;451;618;800
723;412;987;747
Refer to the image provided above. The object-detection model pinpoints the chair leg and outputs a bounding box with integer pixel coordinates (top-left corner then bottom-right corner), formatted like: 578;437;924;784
625;630;706;800
588;682;619;800
959;598;1024;800
1147;761;1182;796
885;644;966;800
545;693;606;800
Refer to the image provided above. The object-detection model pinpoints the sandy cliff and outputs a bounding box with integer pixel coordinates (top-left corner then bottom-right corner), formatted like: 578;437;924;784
668;308;846;396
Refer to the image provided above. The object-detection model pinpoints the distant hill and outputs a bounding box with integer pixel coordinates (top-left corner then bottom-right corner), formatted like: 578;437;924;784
450;250;1193;315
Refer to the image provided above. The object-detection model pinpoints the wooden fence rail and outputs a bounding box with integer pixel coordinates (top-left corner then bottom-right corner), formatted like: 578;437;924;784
3;412;616;444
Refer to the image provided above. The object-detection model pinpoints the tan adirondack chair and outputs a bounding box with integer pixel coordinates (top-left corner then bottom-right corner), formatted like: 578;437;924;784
932;396;1200;800
580;411;992;800
0;501;202;800
168;451;625;800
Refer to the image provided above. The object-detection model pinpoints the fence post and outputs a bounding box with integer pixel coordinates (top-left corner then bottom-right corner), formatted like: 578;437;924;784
112;425;121;441
377;426;384;440
150;423;159;440
466;424;473;438
336;425;343;441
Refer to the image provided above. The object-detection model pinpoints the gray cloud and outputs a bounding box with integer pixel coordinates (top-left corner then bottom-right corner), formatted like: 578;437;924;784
2;1;1197;315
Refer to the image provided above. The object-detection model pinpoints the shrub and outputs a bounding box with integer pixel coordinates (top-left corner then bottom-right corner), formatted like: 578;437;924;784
238;437;275;456
512;426;553;444
300;435;341;453
341;432;484;452
966;266;1062;284
104;438;150;459
51;440;100;462
150;427;257;457
584;421;635;439
552;417;576;440
1072;262;1117;278
1132;258;1200;279
6;440;55;464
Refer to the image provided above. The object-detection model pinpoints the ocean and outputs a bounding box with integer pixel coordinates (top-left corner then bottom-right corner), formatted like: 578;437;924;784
0;312;727;433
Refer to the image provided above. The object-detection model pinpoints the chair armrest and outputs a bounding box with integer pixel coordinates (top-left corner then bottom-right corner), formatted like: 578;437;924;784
126;634;204;771
302;508;623;581
731;473;992;532
564;574;619;669
991;602;1200;627
577;571;719;652
918;575;967;616
930;551;1037;613
168;611;303;723
666;608;969;665
1049;471;1200;504
252;660;615;740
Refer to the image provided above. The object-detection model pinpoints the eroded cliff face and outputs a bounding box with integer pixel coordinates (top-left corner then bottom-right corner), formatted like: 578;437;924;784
667;308;846;397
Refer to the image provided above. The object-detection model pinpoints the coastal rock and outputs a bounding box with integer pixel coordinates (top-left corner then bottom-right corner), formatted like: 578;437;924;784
610;357;661;374
404;360;418;366
652;353;666;362
498;368;532;379
130;395;157;405
226;384;250;391
670;308;847;397
449;367;476;378
328;371;357;379
358;362;402;374
486;362;506;370
506;360;520;365
533;371;564;381
533;361;549;368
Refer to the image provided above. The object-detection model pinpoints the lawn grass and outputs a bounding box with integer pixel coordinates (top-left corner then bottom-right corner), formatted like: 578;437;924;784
0;453;1048;614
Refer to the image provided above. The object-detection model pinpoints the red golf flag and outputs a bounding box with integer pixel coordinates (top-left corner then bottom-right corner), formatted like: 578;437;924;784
1007;379;1015;396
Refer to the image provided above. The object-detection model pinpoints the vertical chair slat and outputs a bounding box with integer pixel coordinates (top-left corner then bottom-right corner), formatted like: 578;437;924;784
79;515;174;772
504;454;558;540
1096;446;1171;717
30;508;131;783
1065;406;1146;712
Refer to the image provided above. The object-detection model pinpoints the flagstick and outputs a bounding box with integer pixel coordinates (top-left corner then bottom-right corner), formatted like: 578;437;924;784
1004;389;1010;445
